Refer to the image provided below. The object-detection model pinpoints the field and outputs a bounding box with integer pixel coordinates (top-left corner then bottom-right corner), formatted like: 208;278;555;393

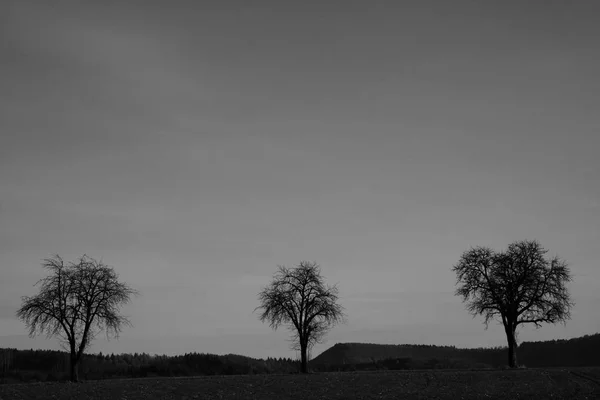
1;368;599;400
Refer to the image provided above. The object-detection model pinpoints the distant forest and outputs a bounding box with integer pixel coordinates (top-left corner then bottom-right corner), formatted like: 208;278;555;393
1;333;599;384
311;333;600;371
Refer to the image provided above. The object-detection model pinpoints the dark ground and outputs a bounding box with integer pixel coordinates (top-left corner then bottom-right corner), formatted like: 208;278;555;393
1;367;599;400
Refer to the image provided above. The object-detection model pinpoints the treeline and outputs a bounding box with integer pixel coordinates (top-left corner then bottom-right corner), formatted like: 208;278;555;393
519;334;600;368
0;349;299;384
312;357;495;372
311;343;506;371
311;333;600;371
1;333;598;383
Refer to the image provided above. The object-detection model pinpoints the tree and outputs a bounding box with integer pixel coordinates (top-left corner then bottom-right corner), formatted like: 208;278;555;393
452;240;573;368
16;255;138;382
255;261;346;373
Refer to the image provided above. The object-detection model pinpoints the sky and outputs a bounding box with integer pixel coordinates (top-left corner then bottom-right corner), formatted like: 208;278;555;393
1;0;599;360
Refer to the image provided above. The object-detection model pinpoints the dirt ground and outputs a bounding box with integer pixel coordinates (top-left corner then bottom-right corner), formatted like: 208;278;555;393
1;367;599;400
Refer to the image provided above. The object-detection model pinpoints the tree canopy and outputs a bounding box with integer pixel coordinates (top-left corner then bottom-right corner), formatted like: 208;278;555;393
452;240;573;367
16;255;138;381
256;261;345;373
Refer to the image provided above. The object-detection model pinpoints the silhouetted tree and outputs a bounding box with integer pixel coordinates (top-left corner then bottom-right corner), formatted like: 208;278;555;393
16;255;138;382
255;261;345;373
452;240;573;368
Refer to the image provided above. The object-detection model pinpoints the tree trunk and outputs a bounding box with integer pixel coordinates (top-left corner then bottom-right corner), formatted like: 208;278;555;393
505;327;518;368
69;354;79;382
300;340;308;374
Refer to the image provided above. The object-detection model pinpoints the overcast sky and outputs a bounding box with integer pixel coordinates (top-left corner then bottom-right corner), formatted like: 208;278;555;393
1;0;599;359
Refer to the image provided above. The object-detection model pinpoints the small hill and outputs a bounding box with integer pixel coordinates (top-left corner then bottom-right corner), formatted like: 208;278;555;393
312;343;478;365
312;333;600;369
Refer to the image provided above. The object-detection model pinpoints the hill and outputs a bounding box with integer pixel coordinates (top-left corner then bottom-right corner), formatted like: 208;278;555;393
311;333;600;370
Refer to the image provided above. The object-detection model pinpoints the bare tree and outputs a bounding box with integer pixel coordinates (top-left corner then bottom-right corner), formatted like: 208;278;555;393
16;255;138;382
452;240;573;368
255;261;346;373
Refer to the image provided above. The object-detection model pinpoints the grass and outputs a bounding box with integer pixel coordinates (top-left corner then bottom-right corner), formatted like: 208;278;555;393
1;368;599;400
